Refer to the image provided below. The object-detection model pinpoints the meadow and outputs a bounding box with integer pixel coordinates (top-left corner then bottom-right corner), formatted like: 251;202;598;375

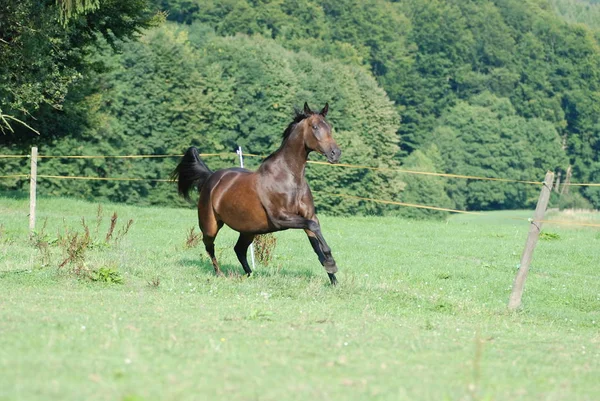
1;195;599;401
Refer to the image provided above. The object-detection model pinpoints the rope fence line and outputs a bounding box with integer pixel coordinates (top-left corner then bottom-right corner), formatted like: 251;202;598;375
307;160;543;184
243;153;548;185
36;174;172;182
36;153;233;159
315;191;600;228
39;155;182;159
314;191;483;215
537;219;600;228
2;172;600;239
5;171;599;227
0;153;232;160
2;151;600;186
563;183;600;187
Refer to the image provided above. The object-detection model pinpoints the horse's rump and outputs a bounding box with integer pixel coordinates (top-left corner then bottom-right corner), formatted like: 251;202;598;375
201;169;271;234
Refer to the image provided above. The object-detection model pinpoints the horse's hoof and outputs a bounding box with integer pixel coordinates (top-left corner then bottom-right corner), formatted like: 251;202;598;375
328;273;338;286
324;261;338;274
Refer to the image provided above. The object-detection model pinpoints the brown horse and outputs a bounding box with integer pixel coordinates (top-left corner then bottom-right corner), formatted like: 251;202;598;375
172;103;342;285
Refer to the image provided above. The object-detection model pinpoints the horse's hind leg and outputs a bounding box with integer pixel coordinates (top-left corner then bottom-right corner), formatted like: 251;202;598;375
200;212;224;276
234;233;255;276
203;234;222;276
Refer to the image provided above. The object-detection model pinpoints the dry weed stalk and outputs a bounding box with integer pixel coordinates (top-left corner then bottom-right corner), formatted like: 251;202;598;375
254;233;277;266
94;204;103;237
185;226;202;248
58;229;91;274
148;277;160;288
105;212;117;243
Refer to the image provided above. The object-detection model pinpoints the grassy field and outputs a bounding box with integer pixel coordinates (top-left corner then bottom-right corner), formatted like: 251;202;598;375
1;195;599;401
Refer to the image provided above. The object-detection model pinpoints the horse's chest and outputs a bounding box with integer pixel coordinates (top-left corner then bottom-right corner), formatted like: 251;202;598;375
271;185;305;208
290;185;312;215
260;176;310;213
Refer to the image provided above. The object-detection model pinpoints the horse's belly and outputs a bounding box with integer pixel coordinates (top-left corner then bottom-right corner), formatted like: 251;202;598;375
211;173;270;233
219;196;270;233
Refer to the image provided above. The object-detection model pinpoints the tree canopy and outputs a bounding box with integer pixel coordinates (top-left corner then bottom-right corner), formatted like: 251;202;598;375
2;0;600;216
0;0;160;133
1;24;403;214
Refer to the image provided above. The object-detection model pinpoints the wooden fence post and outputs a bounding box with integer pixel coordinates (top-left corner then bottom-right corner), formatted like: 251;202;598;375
29;146;38;236
508;171;554;310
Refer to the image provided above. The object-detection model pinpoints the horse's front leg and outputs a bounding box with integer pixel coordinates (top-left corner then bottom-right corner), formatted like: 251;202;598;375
269;213;339;285
304;226;338;286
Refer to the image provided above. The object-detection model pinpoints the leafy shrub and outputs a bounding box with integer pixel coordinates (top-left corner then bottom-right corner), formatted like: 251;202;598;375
89;266;124;284
540;232;561;241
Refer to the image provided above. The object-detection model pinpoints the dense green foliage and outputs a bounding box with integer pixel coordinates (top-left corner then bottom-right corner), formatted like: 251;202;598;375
0;25;402;214
551;0;600;29
2;0;600;215
148;0;600;210
0;0;159;133
434;93;567;209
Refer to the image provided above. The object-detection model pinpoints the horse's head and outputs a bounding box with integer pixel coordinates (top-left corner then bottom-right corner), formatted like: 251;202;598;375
300;102;341;164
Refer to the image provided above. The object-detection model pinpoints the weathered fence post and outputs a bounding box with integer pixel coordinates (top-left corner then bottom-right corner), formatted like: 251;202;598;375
29;146;38;236
508;171;554;310
236;146;256;271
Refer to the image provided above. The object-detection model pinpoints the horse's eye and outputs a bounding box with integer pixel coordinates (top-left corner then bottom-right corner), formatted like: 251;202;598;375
312;125;318;130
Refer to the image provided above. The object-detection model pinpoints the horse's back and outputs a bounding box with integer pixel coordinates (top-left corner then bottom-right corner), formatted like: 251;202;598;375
200;168;272;233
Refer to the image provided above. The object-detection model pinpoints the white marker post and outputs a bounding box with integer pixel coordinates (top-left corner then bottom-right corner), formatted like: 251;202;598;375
236;146;256;271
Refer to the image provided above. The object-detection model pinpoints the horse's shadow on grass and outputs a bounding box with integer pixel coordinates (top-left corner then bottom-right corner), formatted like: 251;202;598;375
178;257;318;280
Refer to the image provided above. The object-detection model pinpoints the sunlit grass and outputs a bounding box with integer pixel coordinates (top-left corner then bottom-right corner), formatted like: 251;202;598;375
1;196;599;400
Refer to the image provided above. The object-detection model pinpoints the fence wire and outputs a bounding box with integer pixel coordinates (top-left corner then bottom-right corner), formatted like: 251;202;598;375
2;151;600;186
1;151;600;228
36;174;171;182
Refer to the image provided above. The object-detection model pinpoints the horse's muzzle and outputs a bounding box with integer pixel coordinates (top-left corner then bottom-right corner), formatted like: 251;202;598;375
327;147;342;164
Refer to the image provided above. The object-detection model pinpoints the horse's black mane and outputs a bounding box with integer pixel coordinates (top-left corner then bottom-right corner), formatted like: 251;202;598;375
282;109;311;139
259;109;312;164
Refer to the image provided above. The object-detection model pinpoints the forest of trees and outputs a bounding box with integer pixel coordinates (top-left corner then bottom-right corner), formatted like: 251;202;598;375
551;0;600;29
1;0;599;216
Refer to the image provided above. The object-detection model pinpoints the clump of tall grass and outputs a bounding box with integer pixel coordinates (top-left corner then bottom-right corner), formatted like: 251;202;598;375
254;233;277;266
31;204;133;283
185;226;202;248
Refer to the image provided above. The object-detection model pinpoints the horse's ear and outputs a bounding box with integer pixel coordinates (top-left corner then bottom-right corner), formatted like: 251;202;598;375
303;102;312;115
320;102;329;117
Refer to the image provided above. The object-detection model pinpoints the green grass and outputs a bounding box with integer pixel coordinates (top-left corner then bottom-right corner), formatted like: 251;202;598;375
1;196;599;401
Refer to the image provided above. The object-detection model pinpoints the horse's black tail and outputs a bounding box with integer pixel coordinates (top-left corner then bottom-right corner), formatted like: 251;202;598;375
171;147;214;200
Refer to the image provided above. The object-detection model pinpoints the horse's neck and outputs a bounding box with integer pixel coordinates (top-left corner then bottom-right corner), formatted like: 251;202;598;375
261;130;308;183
